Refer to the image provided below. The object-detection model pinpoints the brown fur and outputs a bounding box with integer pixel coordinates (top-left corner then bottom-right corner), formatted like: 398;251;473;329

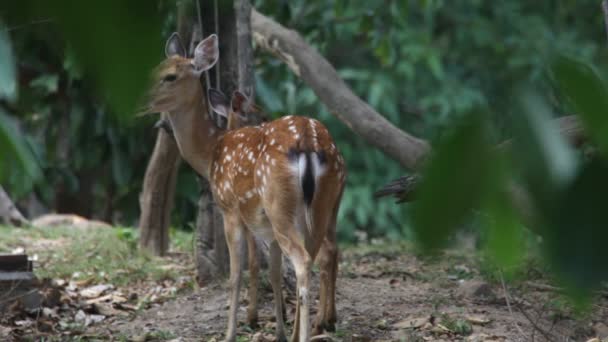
144;34;346;342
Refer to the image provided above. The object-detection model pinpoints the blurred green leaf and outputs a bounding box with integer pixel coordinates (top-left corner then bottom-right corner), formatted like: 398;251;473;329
411;112;493;250
552;55;608;158
513;91;577;215
0;26;17;101
30;74;59;94
482;172;523;271
27;0;162;118
547;158;608;295
0;109;41;182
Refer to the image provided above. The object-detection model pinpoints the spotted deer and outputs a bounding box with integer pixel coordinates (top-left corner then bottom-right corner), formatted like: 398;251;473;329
143;33;345;342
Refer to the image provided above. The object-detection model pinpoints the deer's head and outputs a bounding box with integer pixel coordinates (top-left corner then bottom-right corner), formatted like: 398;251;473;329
143;33;219;115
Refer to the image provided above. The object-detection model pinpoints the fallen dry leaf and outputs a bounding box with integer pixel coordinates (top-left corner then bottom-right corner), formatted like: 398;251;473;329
392;316;430;329
80;284;113;298
466;314;491;325
85;294;113;305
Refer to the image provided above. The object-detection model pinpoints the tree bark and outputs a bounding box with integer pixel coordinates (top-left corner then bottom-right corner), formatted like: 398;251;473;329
193;0;259;283
138;3;193;256
0;186;28;226
138;115;181;256
251;9;431;171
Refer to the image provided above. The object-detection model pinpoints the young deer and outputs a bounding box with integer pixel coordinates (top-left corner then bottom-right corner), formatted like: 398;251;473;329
144;33;345;342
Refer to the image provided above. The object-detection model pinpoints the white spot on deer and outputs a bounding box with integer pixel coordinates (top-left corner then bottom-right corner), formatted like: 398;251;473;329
295;133;300;140
223;146;228;152
270;139;275;145
271;159;276;166
226;155;232;161
256;169;261;177
288;125;297;133
245;191;254;199
238;143;243;148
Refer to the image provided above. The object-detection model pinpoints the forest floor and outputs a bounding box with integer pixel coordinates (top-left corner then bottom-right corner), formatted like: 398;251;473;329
0;223;607;342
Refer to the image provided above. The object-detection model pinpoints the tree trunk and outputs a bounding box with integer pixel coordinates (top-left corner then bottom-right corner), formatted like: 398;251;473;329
194;0;261;283
138;2;197;256
0;186;28;226
138;115;181;256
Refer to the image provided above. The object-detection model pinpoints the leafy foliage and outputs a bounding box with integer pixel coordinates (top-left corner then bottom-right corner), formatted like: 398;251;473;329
0;2;607;302
252;0;606;242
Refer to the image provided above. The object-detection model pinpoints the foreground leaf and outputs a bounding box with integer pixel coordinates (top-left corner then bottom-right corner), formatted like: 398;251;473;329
20;0;162;118
512;91;577;217
547;158;608;296
552;55;608;157
0;25;17;101
411;112;493;250
0;109;41;183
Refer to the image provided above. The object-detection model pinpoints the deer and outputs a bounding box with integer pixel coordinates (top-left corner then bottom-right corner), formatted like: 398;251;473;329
143;32;346;342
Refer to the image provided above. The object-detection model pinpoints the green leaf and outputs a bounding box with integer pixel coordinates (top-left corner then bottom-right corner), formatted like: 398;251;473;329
547;158;608;296
30;74;59;94
25;0;162;118
427;53;444;79
0;109;41;183
0;26;17;101
552;55;608;158
255;74;284;112
111;145;131;187
482;165;524;271
512;91;577;215
411;112;493;250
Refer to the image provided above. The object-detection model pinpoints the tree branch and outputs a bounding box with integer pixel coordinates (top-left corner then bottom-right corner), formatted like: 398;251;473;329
251;9;430;170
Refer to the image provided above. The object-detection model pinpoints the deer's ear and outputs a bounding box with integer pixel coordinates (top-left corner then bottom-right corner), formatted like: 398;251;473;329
165;32;186;58
208;88;229;119
230;90;250;114
193;34;219;72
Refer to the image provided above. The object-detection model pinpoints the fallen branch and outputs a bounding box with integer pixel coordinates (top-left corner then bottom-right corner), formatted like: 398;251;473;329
375;115;585;203
251;9;430;170
499;271;528;340
526;281;608;298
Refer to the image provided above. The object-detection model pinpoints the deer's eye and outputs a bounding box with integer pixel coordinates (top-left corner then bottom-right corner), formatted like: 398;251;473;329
162;74;178;83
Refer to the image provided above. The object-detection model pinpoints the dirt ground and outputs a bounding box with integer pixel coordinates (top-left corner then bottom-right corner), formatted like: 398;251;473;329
1;224;607;342
94;245;608;342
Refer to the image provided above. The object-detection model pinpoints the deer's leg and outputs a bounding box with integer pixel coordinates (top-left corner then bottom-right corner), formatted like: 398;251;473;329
224;214;245;342
326;237;339;329
246;231;259;328
269;241;287;342
273;233;311;342
313;238;338;334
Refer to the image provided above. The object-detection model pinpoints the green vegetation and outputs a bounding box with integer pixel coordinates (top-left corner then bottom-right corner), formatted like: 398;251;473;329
0;225;193;285
1;0;608;300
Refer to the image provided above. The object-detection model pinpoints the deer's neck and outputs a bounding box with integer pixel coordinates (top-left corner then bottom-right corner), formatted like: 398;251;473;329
166;84;222;178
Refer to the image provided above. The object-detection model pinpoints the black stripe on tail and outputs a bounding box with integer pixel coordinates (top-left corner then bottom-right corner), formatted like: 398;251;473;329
288;149;326;206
